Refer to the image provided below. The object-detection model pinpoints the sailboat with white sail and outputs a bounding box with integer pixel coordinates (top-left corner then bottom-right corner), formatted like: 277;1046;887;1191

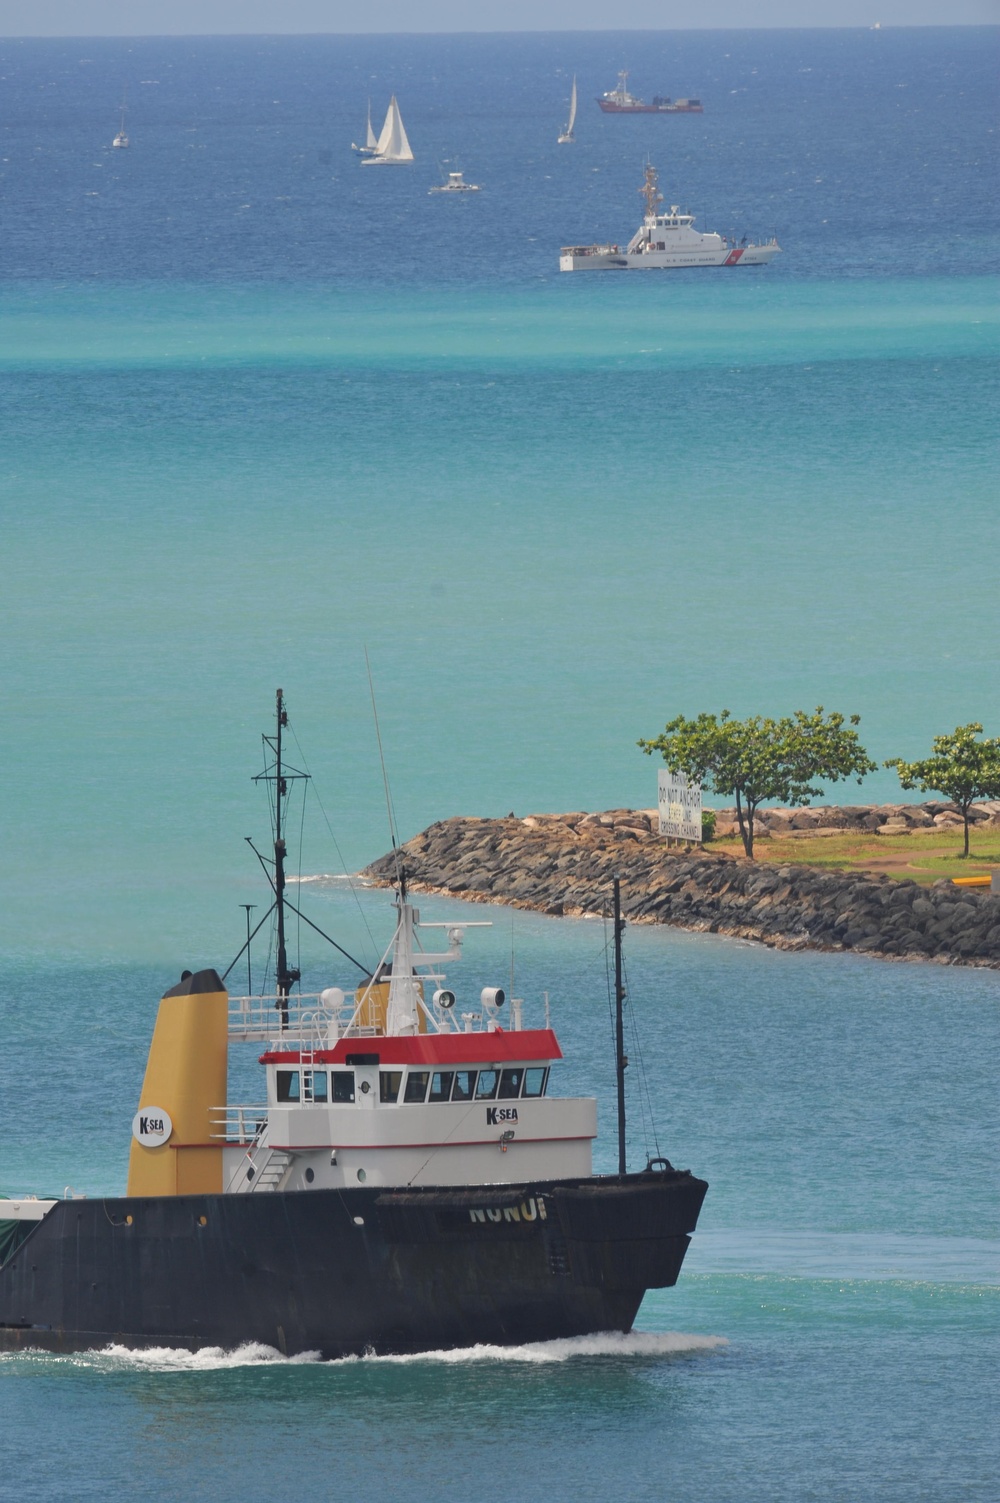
112;91;129;149
351;99;379;157
361;95;414;165
558;76;577;144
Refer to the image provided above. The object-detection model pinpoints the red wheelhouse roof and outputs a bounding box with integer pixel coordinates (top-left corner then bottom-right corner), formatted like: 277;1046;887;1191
259;1027;563;1068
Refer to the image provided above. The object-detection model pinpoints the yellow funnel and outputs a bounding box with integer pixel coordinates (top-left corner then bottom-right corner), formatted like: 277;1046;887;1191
127;968;229;1197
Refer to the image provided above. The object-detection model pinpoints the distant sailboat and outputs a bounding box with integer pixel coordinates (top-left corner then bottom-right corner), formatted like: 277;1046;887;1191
352;99;379;157
112;91;129;149
361;95;414;165
558;76;577;144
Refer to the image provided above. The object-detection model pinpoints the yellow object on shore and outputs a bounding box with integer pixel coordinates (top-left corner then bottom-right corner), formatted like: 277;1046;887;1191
952;874;993;887
127;969;228;1197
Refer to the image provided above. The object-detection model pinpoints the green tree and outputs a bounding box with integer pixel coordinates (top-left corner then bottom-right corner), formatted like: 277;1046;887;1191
885;723;1000;858
639;707;877;859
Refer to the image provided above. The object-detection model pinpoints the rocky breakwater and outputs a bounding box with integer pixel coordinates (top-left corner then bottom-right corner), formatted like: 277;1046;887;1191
365;810;1000;970
713;799;1000;841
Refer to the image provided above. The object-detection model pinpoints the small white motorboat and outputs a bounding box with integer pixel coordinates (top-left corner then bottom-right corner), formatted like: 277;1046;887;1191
429;170;480;195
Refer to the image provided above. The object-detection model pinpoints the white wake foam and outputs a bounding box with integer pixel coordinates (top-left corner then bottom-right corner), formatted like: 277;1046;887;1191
360;1330;727;1366
91;1341;322;1371
3;1330;725;1373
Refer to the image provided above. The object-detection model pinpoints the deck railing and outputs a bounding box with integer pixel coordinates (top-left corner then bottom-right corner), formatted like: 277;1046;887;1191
227;993;359;1044
211;1103;269;1143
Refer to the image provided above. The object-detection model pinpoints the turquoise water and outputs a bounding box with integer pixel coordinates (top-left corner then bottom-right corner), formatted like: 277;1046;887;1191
2;898;999;1500
3;274;997;954
1;26;998;1501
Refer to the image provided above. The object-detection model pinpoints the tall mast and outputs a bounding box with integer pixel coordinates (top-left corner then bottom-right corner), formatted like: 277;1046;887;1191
254;688;307;1028
613;876;627;1175
274;689;293;1025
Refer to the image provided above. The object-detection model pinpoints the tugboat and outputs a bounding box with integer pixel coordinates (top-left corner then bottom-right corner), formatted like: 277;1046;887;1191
560;162;781;272
597;71;702;114
0;693;707;1358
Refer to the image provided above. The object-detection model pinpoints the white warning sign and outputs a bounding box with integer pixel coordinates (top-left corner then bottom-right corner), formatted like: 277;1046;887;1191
657;769;703;842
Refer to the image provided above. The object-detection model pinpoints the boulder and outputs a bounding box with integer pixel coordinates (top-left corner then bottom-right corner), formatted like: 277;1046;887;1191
899;807;935;828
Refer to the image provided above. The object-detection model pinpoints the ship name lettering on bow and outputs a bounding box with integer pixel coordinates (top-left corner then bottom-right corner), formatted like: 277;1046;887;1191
468;1197;546;1225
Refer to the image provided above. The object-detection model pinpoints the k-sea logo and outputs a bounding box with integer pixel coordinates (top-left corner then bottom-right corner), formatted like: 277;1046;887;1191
131;1106;173;1147
486;1106;518;1126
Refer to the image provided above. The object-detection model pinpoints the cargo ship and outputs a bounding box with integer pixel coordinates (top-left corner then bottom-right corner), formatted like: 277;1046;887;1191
560;162;781;272
597;71;702;114
0;692;707;1359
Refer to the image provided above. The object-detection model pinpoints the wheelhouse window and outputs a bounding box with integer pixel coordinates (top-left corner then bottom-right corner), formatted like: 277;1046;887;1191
451;1070;477;1102
475;1069;500;1101
522;1067;548;1098
404;1070;430;1104
380;1070;402;1104
331;1071;356;1104
498;1068;523;1099
429;1070;454;1103
311;1071;328;1103
276;1070;300;1103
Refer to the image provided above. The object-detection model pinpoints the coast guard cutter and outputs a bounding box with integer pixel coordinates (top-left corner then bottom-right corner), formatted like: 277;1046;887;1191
561;162;780;271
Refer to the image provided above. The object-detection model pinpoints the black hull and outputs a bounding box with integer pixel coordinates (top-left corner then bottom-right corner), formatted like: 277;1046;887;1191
0;1169;707;1358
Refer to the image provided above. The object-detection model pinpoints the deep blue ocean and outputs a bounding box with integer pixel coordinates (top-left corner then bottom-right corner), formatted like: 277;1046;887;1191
1;28;998;1502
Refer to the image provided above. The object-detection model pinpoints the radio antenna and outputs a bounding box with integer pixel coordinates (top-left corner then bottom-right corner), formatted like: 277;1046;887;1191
365;648;405;898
